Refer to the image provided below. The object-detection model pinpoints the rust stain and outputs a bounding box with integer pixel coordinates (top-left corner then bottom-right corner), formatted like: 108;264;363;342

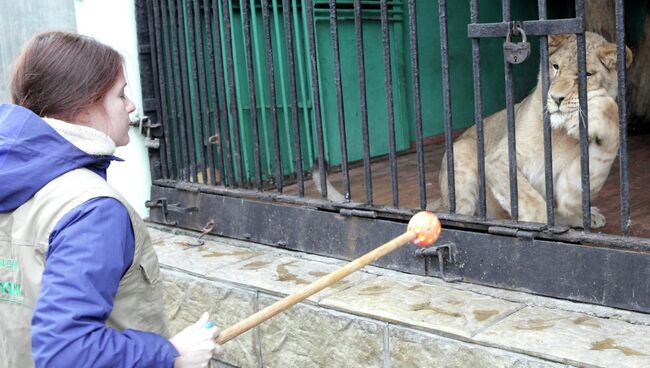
203;250;256;258
308;271;328;278
590;338;646;356
407;284;426;292
359;285;390;295
573;316;602;328
515;318;555;331
410;302;462;318
240;261;271;270
473;309;499;321
276;261;309;285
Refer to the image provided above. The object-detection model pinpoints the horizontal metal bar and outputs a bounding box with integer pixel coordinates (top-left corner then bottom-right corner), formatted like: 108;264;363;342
467;18;584;38
152;180;650;252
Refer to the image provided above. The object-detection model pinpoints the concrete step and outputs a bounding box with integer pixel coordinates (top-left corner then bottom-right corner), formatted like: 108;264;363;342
148;224;650;368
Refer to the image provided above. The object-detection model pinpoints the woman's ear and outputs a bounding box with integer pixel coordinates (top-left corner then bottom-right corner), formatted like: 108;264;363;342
73;106;95;126
597;43;634;70
548;34;571;55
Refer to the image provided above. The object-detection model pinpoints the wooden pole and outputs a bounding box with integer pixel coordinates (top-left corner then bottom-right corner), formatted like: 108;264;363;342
216;231;417;344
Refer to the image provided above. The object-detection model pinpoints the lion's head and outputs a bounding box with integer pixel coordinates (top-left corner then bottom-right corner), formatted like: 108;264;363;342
544;32;633;129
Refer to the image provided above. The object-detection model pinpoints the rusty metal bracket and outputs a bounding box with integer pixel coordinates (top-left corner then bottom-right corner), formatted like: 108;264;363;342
130;116;161;149
145;198;197;225
416;241;461;282
145;198;176;225
184;220;215;248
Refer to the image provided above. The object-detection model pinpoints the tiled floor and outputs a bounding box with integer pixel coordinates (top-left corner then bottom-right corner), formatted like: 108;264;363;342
282;134;650;238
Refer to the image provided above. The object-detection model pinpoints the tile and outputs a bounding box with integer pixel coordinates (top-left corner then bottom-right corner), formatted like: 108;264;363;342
474;307;650;368
321;276;524;338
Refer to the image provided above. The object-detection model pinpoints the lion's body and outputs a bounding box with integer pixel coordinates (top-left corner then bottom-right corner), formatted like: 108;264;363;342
434;32;630;227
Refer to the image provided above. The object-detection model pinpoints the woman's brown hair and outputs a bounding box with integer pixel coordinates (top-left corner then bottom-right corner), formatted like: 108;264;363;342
9;31;124;122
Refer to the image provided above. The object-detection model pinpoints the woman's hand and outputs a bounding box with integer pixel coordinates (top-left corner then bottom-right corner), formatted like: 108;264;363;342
170;312;224;368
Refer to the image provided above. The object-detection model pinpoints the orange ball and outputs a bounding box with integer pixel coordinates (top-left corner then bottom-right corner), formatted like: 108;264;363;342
407;211;441;246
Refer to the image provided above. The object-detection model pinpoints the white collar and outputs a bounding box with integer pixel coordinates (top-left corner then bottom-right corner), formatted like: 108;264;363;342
42;117;116;156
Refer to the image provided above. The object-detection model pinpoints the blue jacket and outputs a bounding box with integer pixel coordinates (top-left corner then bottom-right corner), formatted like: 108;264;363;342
0;104;179;367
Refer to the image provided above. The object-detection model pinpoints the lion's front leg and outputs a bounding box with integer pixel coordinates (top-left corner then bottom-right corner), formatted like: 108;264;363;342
554;159;607;229
485;150;547;223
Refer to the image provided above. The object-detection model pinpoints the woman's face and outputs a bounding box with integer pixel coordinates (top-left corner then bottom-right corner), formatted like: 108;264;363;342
79;71;136;147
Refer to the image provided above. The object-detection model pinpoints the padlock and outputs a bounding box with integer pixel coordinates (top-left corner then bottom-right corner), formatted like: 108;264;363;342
503;26;531;64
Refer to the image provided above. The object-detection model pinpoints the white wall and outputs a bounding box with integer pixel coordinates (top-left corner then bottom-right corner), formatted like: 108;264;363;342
74;0;151;217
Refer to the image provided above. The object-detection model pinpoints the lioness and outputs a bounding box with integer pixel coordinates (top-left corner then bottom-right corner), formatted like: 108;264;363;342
433;32;633;227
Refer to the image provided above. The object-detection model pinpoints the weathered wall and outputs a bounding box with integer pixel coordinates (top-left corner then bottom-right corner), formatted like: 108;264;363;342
585;0;650;128
0;0;77;103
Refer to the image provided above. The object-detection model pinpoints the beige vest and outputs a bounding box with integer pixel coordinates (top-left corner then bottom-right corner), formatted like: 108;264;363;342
0;169;168;368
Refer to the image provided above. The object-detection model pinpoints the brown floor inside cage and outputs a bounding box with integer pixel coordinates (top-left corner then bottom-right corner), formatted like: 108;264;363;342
282;134;650;238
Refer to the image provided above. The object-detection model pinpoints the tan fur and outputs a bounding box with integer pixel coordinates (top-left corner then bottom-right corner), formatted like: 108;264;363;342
433;32;632;228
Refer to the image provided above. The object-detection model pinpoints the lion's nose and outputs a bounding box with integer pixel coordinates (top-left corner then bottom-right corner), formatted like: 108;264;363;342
551;95;565;107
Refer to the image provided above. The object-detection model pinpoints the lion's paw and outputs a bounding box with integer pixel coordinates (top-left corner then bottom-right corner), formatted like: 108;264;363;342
590;206;606;229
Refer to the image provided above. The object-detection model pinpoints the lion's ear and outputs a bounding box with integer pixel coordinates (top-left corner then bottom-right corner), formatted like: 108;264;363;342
548;34;571;54
597;43;634;70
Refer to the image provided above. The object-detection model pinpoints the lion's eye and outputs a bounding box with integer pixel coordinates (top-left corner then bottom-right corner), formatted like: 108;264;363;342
552;64;559;70
586;71;594;77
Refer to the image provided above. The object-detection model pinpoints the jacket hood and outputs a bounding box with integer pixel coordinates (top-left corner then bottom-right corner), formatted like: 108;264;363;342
0;104;119;212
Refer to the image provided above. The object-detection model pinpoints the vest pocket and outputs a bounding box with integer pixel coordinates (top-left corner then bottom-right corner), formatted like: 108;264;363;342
138;251;161;285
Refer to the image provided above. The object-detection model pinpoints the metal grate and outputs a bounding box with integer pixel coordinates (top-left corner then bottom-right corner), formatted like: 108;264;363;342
136;0;650;313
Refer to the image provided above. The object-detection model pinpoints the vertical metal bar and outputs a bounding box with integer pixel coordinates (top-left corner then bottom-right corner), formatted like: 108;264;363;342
149;0;172;179
615;0;630;235
407;0;426;209
262;0;284;192
575;0;591;230
539;0;554;226
283;0;304;196
353;0;372;206
171;0;193;181
190;0;210;184
380;0;399;207
329;0;350;201
438;0;454;212
203;0;223;185
181;0;201;183
241;0;263;190
222;0;244;186
305;0;328;199
295;0;315;169
160;0;183;180
502;0;518;220
470;0;486;218
212;0;234;187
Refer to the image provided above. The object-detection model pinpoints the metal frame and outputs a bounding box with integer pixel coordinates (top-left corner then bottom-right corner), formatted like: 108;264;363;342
135;0;649;313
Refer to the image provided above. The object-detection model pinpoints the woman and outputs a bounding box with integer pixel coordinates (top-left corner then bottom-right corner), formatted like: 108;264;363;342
0;32;223;367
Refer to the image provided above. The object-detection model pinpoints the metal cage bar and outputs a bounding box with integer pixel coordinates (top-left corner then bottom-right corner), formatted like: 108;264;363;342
305;0;329;199
469;0;486;218
241;0;263;190
329;0;351;201
221;0;244;186
407;0;426;210
211;0;235;187
261;0;284;192
615;0;630;235
282;0;305;196
203;0;223;186
189;0;211;184
380;0;399;208
353;0;373;206
575;0;591;231
538;0;555;226
149;0;172;180
502;0;519;220
438;0;455;213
